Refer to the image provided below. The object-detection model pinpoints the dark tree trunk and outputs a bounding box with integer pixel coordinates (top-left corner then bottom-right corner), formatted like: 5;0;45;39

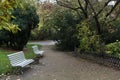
94;16;101;35
24;28;31;46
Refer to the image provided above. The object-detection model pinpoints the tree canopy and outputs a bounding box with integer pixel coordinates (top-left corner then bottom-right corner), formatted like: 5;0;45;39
0;0;40;50
56;0;120;35
0;0;21;33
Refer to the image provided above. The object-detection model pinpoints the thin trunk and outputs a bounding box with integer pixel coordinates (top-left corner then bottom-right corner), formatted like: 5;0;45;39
94;17;101;35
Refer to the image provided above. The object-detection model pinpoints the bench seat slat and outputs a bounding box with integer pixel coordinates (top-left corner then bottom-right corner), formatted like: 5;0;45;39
15;59;34;67
35;51;44;55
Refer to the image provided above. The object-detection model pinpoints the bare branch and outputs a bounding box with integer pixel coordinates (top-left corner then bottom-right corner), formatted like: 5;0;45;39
106;0;120;17
84;0;88;14
77;0;88;18
96;0;112;17
107;10;120;23
87;0;102;34
56;0;80;11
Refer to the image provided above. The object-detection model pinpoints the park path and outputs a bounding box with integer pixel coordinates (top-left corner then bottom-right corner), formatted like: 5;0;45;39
2;41;120;80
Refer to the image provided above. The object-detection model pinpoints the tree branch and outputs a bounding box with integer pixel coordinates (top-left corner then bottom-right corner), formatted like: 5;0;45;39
56;0;80;11
107;10;120;23
77;0;88;18
106;0;120;17
84;0;88;13
96;0;112;17
87;0;102;34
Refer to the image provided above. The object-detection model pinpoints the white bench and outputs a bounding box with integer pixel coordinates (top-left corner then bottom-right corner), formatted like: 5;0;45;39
7;51;34;67
32;45;44;56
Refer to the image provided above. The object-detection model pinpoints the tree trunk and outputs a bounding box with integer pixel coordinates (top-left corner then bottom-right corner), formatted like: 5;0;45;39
23;27;31;47
94;16;101;35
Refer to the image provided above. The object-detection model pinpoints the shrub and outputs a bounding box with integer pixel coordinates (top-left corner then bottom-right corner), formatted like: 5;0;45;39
30;27;54;40
0;4;39;50
77;20;102;53
51;9;80;50
102;19;120;44
106;40;120;57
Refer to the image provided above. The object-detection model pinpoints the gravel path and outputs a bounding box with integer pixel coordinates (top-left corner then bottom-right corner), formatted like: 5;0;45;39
2;41;120;80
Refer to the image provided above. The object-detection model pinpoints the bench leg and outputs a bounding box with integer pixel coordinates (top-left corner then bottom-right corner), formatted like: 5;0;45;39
19;68;24;75
33;56;40;64
12;67;23;75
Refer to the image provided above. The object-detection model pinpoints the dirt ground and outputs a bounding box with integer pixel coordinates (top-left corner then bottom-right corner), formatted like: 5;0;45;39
1;44;120;80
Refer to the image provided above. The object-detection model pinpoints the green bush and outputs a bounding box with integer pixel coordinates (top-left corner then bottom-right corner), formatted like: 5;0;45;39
106;41;120;57
51;9;80;51
11;4;39;50
30;27;53;40
102;19;120;44
0;4;39;50
77;20;102;53
0;30;10;46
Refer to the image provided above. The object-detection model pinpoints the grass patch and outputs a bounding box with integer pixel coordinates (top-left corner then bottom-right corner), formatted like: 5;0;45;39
0;44;41;75
25;44;41;59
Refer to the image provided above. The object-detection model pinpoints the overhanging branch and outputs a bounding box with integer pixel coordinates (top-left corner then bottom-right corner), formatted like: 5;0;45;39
56;0;80;11
106;0;120;17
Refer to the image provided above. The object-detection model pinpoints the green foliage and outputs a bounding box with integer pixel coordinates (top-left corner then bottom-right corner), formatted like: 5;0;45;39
30;27;53;40
30;28;42;40
0;4;39;50
30;2;58;41
106;41;120;57
102;19;120;44
12;4;39;29
0;0;22;32
0;50;12;75
10;4;39;50
51;9;80;50
0;30;10;46
77;20;102;53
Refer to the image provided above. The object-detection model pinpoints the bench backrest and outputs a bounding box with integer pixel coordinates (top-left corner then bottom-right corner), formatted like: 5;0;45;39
32;45;39;53
7;51;26;66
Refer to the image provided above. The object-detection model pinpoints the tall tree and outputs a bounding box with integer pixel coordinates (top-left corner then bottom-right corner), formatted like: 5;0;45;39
56;0;120;35
10;4;39;50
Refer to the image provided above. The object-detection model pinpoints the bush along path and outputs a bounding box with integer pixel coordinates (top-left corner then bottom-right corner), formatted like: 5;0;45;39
1;42;120;80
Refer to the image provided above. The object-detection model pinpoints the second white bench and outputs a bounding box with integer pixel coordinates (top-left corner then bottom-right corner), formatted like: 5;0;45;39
32;45;44;56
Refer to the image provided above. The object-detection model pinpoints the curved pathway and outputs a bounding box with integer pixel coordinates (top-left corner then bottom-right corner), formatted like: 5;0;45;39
3;41;120;80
